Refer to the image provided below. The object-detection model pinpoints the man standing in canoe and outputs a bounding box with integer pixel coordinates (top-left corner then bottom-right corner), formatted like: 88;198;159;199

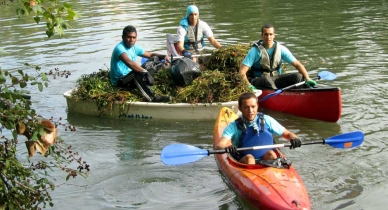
239;24;316;90
110;25;171;102
176;5;222;60
215;92;302;164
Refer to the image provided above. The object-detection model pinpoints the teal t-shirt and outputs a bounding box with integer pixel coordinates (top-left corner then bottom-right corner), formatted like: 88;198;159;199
242;42;296;77
110;42;145;85
222;115;285;146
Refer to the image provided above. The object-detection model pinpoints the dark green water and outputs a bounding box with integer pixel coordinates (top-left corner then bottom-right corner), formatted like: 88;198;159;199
1;0;388;209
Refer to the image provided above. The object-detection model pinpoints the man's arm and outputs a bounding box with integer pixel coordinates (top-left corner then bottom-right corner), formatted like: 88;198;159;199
239;64;251;85
119;53;146;74
291;60;311;81
281;129;298;140
281;128;302;149
215;137;233;150
207;36;222;49
176;41;185;54
143;51;170;63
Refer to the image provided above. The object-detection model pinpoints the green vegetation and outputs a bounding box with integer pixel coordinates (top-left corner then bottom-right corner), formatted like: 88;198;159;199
14;0;80;38
0;1;86;209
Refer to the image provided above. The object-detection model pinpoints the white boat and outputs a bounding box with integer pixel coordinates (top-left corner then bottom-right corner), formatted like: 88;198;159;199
64;36;260;120
64;89;261;120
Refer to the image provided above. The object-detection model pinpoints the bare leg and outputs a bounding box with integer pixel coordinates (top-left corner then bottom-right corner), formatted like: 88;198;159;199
262;150;278;160
240;154;255;164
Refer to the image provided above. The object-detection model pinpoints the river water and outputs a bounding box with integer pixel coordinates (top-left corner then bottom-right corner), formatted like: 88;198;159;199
1;0;388;209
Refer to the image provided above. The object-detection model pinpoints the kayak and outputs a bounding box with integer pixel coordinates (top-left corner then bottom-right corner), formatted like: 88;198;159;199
213;107;311;209
258;86;342;122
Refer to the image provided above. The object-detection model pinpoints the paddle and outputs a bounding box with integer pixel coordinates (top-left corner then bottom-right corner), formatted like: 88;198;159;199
259;70;337;102
141;53;212;65
161;131;364;166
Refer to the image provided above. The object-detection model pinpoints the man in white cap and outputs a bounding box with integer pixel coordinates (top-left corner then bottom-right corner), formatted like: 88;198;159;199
176;5;222;60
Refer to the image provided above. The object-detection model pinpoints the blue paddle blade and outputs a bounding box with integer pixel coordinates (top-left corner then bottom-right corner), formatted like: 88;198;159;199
325;131;364;149
318;70;337;81
161;144;209;166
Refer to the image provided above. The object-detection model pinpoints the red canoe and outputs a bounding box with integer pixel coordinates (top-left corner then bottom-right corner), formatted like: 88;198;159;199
258;87;342;122
213;107;311;209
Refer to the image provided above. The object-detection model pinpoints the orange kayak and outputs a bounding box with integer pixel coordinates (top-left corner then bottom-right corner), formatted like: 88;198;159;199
213;107;311;209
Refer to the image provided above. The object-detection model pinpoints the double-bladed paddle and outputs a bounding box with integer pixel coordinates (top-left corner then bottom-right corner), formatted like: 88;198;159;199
161;131;364;166
259;70;337;102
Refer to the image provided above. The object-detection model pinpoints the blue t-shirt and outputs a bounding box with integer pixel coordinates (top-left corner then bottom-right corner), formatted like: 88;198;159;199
110;42;145;86
242;42;296;77
222;115;285;146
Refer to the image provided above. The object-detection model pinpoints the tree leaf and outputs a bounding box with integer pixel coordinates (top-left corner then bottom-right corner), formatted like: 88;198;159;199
16;8;25;18
34;16;41;24
46;30;54;38
38;83;43;91
42;73;47;81
63;2;72;8
11;76;19;85
20;81;27;88
0;75;6;84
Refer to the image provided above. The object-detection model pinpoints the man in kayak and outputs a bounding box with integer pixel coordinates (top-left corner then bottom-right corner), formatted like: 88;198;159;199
176;5;222;61
110;25;171;102
239;23;316;90
215;92;302;164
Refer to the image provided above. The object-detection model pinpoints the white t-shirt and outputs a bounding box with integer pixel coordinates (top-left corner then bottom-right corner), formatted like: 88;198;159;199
176;20;214;42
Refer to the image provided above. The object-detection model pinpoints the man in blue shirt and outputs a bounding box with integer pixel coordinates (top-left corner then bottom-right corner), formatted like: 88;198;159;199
215;92;302;164
110;25;171;102
239;24;316;90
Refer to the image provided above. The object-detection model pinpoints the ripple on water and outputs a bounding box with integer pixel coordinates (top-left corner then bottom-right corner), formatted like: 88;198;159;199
92;162;235;210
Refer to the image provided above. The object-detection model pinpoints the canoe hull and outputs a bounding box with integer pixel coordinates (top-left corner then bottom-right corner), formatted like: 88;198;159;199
259;87;342;122
213;107;311;209
64;89;240;120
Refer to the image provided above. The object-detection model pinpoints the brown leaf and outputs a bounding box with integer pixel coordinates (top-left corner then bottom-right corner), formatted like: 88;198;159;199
35;140;50;156
39;120;58;145
25;141;36;157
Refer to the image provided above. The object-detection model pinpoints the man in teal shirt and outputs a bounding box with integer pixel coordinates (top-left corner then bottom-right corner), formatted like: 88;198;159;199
110;25;171;102
215;92;302;164
239;24;316;90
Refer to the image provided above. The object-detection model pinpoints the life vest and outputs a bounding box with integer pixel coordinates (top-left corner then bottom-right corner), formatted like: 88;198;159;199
181;19;205;51
251;40;282;77
236;113;274;159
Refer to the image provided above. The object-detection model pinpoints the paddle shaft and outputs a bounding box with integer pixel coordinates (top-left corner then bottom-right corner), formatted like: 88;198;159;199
280;75;321;91
170;53;211;60
259;75;323;102
208;140;326;155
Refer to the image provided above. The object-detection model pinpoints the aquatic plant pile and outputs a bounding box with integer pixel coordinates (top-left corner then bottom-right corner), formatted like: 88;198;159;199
206;44;251;71
71;44;256;110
